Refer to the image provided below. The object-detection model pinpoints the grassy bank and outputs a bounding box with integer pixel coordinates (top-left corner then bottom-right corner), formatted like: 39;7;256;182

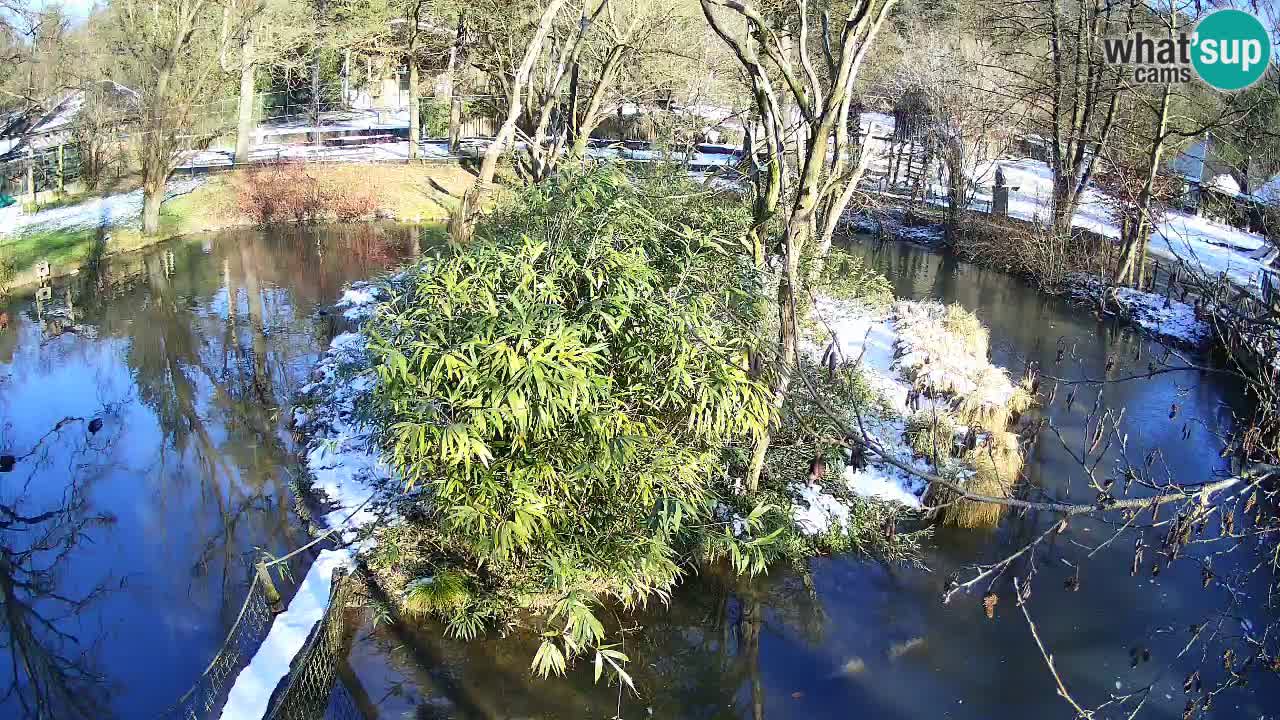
0;162;476;293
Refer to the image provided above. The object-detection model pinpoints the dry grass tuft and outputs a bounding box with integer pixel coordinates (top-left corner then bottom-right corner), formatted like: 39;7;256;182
929;432;1024;528
942;303;989;357
952;366;1034;431
905;411;958;464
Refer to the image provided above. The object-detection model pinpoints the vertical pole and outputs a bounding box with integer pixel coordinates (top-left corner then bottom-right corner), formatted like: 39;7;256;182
257;561;282;608
57;144;65;194
26;149;36;205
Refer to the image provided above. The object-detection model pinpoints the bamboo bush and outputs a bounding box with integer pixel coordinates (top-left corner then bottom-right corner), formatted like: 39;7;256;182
364;168;783;678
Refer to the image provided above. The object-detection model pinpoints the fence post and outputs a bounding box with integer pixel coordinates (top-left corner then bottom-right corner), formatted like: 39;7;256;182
26;149;36;205
57;144;65;194
257;560;282;610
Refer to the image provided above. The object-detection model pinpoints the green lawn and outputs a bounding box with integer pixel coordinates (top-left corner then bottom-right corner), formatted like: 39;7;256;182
0;226;103;276
0;196;198;289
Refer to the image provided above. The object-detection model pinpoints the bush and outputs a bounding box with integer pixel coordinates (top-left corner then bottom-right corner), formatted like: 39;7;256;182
810;248;894;309
951;214;1109;289
235;163;381;225
419;98;451;138
366;168;775;676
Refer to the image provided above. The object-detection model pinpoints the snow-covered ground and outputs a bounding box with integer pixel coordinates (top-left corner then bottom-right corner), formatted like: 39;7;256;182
1068;275;1212;349
256;108;412;138
0;177;206;237
220;282;396;720
178;140;462;168
966;158;1275;289
791;297;1028;532
856;110;1276;293
806;298;933;515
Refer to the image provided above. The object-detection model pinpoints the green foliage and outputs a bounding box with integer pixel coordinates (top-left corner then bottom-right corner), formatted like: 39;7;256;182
0;250;13;297
366;167;777;676
404;570;472;616
418;98;452;138
905;411;957;465
809;247;894;309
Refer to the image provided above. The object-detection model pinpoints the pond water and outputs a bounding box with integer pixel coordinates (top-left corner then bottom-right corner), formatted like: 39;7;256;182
2;227;1276;720
342;237;1280;719
0;224;426;719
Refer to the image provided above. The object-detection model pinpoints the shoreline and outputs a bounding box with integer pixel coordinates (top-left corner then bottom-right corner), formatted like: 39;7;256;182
1;162;472;294
853;211;1215;352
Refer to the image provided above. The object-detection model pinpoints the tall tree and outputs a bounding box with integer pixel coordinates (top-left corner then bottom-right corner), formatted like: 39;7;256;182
703;0;899;492
105;0;248;235
986;0;1137;235
231;0;310;163
447;0;570;242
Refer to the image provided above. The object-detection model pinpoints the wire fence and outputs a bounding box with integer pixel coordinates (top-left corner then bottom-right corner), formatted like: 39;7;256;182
155;556;278;720
262;568;361;720
150;549;366;720
0;144;82;198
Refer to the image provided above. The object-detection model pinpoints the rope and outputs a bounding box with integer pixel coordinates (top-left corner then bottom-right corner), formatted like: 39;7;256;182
260;492;376;569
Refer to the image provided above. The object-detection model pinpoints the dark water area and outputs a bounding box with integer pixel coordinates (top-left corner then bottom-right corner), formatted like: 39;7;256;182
345;238;1280;719
0;223;425;718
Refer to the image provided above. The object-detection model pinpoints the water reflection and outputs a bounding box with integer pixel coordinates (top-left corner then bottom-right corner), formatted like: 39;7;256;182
0;413;119;719
0;223;424;718
344;237;1279;719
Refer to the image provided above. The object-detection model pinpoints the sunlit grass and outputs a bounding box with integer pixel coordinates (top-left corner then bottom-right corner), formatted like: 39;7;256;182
0;162;476;291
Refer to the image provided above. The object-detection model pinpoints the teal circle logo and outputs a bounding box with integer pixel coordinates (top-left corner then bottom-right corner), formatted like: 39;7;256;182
1192;9;1272;91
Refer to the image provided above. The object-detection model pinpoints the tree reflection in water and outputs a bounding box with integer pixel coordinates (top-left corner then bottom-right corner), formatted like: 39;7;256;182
0;222;426;718
0;413;121;719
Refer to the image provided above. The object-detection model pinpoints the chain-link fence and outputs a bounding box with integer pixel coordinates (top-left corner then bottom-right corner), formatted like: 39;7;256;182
155;557;278;720
0;145;82;198
263;567;361;720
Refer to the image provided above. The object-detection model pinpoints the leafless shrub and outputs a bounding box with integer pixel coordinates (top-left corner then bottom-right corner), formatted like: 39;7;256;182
235;162;381;225
950;215;1109;290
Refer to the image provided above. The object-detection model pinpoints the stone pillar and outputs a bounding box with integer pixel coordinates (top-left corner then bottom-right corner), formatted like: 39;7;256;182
992;165;1009;216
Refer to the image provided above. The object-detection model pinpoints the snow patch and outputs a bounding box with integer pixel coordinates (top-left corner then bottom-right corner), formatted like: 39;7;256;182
0;177;206;238
1069;276;1211;348
790;297;1027;531
958;157;1275;292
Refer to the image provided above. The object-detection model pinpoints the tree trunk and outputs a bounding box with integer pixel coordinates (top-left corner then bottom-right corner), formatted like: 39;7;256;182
311;59;321;125
568;46;626;160
449;98;462;153
745;221;803;491
234;29;256;165
1115;84;1173;286
142;177;165;237
474;0;568;187
309;14;323;144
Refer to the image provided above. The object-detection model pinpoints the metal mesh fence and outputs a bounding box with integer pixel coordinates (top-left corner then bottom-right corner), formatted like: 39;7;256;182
0;145;82;198
263;568;359;720
155;560;277;720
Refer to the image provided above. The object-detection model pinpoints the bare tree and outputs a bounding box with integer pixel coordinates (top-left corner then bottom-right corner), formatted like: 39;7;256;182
472;0;571;186
446;0;570;242
105;0;249;235
703;0;899;492
230;0;310;164
985;0;1137;236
